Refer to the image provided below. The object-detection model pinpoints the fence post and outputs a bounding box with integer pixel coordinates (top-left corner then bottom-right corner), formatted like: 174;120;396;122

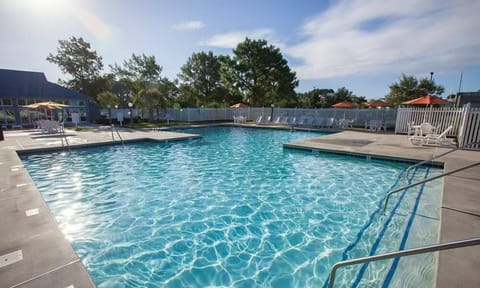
457;103;471;148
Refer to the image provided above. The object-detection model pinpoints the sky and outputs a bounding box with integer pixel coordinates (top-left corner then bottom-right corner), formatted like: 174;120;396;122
1;0;479;99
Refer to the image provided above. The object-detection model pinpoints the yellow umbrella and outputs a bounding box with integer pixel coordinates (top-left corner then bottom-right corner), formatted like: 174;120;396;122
24;101;69;121
23;101;69;109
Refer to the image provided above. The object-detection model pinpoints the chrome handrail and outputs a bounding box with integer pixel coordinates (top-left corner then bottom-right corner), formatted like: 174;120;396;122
111;124;125;146
59;123;70;151
404;141;480;180
384;161;480;213
327;237;480;288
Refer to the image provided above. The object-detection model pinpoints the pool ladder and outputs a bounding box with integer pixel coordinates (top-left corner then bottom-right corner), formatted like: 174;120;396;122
327;237;480;288
327;155;480;287
404;141;480;180
59;123;70;151
110;124;125;147
384;161;480;213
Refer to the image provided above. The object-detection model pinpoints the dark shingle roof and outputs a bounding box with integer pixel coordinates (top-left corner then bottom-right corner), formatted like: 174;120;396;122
0;69;91;100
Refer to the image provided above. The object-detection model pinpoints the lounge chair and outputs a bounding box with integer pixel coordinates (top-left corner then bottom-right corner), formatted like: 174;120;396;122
324;118;335;128
288;117;297;125
410;125;453;146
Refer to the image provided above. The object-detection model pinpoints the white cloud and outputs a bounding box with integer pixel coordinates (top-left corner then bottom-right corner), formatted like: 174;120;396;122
201;28;284;49
171;20;205;31
288;0;480;79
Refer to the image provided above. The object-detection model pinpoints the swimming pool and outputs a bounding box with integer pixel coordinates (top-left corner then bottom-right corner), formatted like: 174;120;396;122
21;126;442;287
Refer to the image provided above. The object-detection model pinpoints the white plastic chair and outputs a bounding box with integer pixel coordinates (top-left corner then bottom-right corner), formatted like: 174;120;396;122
407;122;415;136
420;122;434;135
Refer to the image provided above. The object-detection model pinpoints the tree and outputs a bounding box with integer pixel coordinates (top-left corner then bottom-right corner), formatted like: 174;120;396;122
178;51;228;107
138;78;176;121
297;88;334;108
110;53;164;111
47;36;104;97
97;91;119;121
385;74;445;106
110;53;162;83
134;88;161;121
222;38;298;107
334;87;353;102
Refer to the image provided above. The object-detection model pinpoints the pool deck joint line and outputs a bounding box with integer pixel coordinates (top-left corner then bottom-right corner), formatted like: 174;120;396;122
0;124;479;288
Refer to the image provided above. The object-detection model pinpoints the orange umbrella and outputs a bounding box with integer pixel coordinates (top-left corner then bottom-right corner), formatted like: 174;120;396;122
366;100;391;108
402;95;451;105
230;102;248;108
332;100;356;109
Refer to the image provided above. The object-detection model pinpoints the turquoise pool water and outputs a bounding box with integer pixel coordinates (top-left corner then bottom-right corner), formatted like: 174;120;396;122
21;127;442;287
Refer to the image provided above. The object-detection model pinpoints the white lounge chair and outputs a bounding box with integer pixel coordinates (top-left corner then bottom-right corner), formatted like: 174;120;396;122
410;125;453;146
324;118;335;128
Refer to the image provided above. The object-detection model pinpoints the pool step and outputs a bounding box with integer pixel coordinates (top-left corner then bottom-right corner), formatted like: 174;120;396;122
326;167;442;287
353;167;442;287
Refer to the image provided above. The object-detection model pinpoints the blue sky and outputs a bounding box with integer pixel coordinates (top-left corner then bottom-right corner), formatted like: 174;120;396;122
1;0;479;99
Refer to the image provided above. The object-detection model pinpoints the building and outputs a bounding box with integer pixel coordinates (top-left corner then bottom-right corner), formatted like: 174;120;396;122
0;68;92;128
455;91;480;108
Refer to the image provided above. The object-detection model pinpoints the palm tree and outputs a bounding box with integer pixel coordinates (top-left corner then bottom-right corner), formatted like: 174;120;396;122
97;91;119;121
135;88;166;122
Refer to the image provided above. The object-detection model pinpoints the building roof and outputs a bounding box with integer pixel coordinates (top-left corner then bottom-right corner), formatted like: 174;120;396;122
456;91;480;107
0;69;91;100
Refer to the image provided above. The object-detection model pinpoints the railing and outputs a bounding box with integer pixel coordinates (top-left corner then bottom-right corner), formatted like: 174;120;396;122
111;124;124;146
59;123;70;151
327;237;480;288
384;161;480;213
404;141;480;180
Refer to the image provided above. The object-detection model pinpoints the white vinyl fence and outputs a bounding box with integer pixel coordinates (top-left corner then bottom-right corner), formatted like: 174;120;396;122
458;105;480;150
395;104;480;150
106;107;397;128
395;106;464;137
130;107;397;128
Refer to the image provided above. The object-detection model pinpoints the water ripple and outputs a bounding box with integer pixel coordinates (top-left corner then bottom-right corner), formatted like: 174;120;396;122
21;127;441;287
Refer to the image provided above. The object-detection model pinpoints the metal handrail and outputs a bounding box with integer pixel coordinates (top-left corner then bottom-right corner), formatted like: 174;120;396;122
59;123;70;151
383;161;480;213
111;124;125;146
327;237;480;288
404;141;480;180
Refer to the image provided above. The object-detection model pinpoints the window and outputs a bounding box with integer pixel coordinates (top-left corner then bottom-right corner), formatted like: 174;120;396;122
80;108;87;121
79;101;85;106
27;99;36;105
20;108;31;124
1;98;12;106
0;108;15;123
17;99;26;106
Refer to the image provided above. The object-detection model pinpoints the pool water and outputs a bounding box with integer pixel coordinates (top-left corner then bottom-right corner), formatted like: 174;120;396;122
21;127;442;287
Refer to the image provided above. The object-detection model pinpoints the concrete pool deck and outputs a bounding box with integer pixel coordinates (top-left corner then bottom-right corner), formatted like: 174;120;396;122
0;125;479;287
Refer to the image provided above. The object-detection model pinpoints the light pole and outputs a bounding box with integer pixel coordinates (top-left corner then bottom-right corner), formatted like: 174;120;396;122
430;72;434;81
128;102;133;126
107;104;111;123
270;103;274;122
